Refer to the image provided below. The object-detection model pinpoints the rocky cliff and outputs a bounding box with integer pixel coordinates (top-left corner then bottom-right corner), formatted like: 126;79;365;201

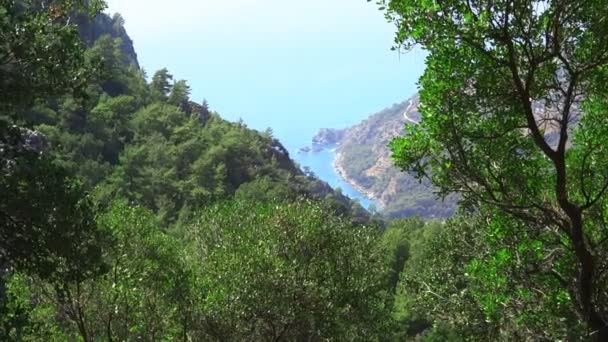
76;12;139;68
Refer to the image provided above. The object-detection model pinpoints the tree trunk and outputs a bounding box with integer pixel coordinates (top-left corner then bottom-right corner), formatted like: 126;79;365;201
560;200;607;339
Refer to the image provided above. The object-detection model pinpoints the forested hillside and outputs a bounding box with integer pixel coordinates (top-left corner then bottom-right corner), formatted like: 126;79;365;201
309;95;458;219
12;3;368;227
2;0;608;341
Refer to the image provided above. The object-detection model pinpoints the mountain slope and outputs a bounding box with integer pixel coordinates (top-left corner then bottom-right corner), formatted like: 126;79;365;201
18;10;370;226
312;95;457;219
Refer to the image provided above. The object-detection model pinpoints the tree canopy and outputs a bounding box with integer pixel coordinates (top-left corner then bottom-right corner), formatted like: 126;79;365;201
379;0;608;338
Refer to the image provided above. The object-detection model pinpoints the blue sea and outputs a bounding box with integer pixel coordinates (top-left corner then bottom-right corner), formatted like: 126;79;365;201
293;147;374;209
203;47;427;209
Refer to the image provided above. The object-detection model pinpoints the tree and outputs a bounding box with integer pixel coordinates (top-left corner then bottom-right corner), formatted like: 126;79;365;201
168;79;192;113
61;202;195;341
378;0;608;338
150;68;174;100
0;0;107;276
1;202;197;341
0;0;107;332
199;99;211;122
112;12;126;32
187;199;391;340
201;99;210;112
392;212;587;340
0;139;104;281
0;0;105;113
85;34;130;96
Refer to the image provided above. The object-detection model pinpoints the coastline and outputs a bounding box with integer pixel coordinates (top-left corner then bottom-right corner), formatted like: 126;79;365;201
333;151;385;209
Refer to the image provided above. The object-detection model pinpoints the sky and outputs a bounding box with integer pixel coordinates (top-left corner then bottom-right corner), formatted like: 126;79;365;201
104;0;426;151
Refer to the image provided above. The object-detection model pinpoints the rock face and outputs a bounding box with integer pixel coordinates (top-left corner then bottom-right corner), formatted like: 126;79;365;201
1;126;50;172
314;95;457;219
76;12;140;68
312;128;346;146
299;128;346;154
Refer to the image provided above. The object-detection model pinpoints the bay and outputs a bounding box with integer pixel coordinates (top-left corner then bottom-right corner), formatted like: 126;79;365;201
294;147;374;209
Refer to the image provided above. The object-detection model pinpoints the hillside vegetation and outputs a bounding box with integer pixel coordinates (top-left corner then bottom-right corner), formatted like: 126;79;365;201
2;0;608;340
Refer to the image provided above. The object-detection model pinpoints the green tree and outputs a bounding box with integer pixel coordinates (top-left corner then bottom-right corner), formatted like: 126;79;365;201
150;67;174;100
1;202;197;341
0;129;106;340
394;212;587;341
198;99;211;122
379;218;446;340
0;136;104;282
188;199;391;341
85;34;131;96
0;0;105;113
379;0;608;338
0;0;107;280
0;0;108;335
168;79;192;112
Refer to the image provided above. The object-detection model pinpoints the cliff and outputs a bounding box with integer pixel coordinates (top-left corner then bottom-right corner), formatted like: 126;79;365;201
76;12;139;68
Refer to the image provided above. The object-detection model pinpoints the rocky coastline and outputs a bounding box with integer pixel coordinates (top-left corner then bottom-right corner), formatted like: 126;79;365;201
333;152;384;208
305;95;457;219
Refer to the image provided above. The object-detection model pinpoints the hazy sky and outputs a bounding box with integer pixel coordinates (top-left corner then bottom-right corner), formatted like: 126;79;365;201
104;0;425;150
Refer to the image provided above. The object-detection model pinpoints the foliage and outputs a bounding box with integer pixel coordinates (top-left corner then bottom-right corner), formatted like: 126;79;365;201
0;0;105;113
187;199;391;341
0;142;104;281
377;0;608;338
20;26;364;226
151;67;173;100
0;4;381;340
1;202;197;341
14;0;603;339
391;212;587;340
0;0;108;293
1;199;394;341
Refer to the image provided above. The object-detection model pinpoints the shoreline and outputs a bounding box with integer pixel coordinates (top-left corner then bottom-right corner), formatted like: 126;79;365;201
333;151;385;209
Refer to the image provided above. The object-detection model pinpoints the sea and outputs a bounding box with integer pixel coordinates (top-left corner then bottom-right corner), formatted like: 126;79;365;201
294;147;374;209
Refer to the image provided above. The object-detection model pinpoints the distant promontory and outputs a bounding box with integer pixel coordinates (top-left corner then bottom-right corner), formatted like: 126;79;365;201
307;95;457;219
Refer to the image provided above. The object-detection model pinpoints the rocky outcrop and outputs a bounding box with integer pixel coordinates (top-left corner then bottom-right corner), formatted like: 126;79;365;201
312;128;346;146
300;128;347;153
76;12;139;68
1;125;50;173
299;128;346;153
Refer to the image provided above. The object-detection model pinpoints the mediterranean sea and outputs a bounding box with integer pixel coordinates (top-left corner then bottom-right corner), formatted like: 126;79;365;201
294;147;374;209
